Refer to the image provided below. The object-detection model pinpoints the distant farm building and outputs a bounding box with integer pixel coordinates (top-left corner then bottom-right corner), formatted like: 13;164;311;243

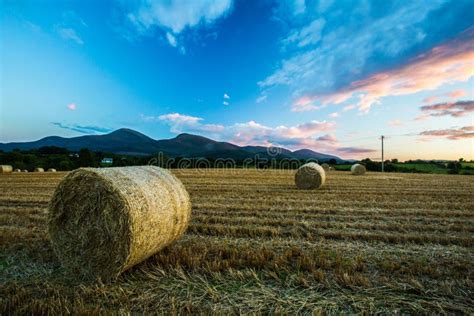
101;158;113;165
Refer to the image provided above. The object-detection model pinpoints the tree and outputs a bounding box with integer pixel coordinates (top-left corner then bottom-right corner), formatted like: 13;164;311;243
78;148;94;167
328;158;337;165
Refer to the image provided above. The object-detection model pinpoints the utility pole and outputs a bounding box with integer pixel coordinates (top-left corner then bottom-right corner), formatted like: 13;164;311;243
381;135;385;172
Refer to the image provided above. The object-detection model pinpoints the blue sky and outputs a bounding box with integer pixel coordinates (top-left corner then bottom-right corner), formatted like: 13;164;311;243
1;0;473;160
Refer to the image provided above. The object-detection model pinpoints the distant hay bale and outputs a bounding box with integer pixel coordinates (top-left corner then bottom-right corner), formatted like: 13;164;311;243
34;168;44;172
22;169;29;173
320;163;330;172
351;163;366;175
48;166;192;280
329;166;335;171
295;162;326;189
0;165;13;173
13;169;21;173
47;168;57;172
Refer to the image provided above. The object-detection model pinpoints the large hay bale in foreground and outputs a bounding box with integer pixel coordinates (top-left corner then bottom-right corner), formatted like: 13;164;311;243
47;168;57;172
48;166;191;280
295;162;326;189
351;163;366;175
0;165;13;173
34;168;44;172
320;163;330;172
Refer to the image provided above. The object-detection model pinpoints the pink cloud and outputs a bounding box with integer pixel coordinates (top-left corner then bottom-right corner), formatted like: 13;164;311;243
422;95;438;104
295;27;474;113
419;100;474;118
388;119;403;127
67;103;77;111
448;89;466;99
419;125;473;140
329;112;339;118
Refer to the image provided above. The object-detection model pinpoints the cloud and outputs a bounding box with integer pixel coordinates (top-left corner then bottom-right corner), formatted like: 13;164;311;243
448;89;467;99
56;27;83;45
419;125;474;140
261;1;474;113
51;122;111;134
67;103;77;111
148;113;225;134
166;32;177;47
283;18;325;48
223;101;229;106
337;147;377;154
256;94;267;103
294;27;474;113
329;112;338;118
423;89;467;103
388;119;403;127
223;93;230;99
418;100;474;118
342;104;356;112
158;113;202;124
124;0;233;48
156;112;374;158
55;11;87;45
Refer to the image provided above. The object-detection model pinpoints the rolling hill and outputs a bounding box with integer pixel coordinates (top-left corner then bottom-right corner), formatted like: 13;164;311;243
0;128;343;161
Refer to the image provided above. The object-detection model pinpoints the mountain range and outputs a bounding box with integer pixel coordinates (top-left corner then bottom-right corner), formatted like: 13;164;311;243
0;128;344;161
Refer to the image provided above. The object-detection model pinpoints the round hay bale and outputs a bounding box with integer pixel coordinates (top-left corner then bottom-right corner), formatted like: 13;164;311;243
48;166;191;280
0;165;13;173
34;168;44;172
329;166;335;171
295;162;326;189
13;169;21;173
22;169;29;173
47;168;57;172
320;163;330;172
351;163;366;175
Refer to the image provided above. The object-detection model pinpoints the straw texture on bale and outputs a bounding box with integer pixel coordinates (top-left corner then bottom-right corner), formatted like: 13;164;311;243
320;163;330;172
34;168;44;172
351;163;366;175
295;162;326;190
0;165;13;173
48;166;191;280
47;168;57;172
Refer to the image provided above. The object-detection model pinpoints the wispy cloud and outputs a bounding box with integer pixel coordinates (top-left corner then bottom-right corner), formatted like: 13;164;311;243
337;147;377;154
256;94;267;103
56;27;83;45
123;0;233;49
223;101;229;106
419;125;473;140
294;27;474;113
51;122;111;134
145;113;225;134
418;100;474;118
55;11;87;45
388;119;403;127
166;32;177;47
67;103;77;111
223;93;230;99
423;89;467;103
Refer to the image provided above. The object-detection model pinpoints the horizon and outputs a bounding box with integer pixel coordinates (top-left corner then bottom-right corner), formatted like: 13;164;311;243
1;0;473;161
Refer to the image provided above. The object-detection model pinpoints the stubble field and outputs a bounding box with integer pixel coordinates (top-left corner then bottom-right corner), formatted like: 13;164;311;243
1;169;473;314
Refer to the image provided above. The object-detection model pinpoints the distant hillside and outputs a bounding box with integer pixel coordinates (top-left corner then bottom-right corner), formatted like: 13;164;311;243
0;128;344;161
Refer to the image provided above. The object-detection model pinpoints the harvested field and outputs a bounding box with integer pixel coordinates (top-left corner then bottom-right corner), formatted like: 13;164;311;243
1;169;473;314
